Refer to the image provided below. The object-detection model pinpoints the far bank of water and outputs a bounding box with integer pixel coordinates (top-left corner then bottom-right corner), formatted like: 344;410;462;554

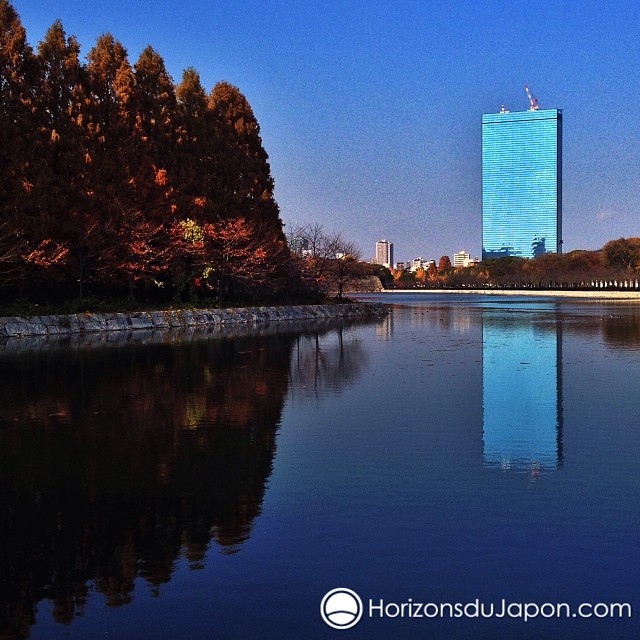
364;288;640;299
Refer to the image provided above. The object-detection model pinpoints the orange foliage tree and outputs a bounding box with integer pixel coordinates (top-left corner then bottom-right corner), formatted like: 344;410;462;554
0;1;293;303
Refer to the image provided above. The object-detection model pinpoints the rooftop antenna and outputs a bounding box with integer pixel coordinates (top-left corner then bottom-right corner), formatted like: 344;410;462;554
524;84;540;110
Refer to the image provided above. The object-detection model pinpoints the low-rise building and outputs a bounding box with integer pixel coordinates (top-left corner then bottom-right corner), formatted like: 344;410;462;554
410;257;428;272
453;251;471;268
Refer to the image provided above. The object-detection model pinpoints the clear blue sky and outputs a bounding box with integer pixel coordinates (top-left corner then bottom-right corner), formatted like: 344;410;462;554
13;0;640;263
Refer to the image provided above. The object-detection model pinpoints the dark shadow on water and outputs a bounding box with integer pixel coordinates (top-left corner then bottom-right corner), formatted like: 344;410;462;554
0;316;380;638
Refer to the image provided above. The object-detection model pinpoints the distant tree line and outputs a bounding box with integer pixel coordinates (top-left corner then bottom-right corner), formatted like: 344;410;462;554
0;0;296;305
382;239;640;290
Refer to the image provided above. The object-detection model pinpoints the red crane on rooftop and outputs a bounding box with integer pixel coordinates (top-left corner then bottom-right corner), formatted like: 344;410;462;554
524;84;540;110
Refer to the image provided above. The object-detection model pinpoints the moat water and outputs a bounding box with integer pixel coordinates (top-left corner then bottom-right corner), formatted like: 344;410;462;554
1;294;638;639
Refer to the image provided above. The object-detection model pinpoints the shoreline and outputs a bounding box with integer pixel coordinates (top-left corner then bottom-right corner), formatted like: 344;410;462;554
0;302;387;339
359;289;640;299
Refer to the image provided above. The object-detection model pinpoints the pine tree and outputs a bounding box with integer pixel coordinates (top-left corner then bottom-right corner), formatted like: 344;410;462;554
207;81;283;237
0;0;39;285
207;82;290;295
37;20;82;131
176;67;207;126
28;20;87;285
96;46;180;296
86;33;129;135
59;33;135;296
0;2;293;301
175;67;213;222
131;46;176;179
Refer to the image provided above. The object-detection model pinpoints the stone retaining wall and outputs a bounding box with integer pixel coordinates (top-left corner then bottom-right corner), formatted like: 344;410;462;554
0;303;387;338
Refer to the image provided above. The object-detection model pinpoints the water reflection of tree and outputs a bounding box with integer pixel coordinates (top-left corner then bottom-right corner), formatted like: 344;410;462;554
0;333;292;637
543;302;640;348
288;324;368;399
0;317;376;638
599;305;640;347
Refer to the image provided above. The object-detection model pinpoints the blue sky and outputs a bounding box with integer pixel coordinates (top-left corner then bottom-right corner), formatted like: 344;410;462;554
12;0;640;262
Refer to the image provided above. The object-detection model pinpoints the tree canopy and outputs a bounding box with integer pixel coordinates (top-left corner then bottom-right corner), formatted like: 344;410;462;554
0;1;290;304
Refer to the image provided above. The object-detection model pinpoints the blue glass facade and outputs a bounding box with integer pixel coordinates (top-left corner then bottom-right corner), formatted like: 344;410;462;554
482;314;563;471
482;108;562;259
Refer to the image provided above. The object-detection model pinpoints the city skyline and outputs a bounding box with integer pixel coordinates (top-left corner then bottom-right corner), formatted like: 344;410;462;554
12;1;640;260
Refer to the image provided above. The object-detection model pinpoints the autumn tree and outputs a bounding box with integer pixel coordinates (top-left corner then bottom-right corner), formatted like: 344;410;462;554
0;0;37;195
111;203;174;299
288;223;336;293
603;238;640;272
132;47;176;152
20;19;90;288
324;234;366;300
84;32;135;203
175;67;213;221
208;81;284;237
92;46;180;298
51;33;145;296
202;217;287;303
86;33;130;135
526;252;566;287
130;46;177;204
392;268;416;289
478;257;526;286
166;217;207;300
438;255;452;273
565;250;604;285
0;3;292;303
0;0;39;286
176;67;207;129
166;217;287;303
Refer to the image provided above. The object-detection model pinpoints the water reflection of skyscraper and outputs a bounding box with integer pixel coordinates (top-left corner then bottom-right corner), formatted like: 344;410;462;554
482;313;563;472
376;310;393;340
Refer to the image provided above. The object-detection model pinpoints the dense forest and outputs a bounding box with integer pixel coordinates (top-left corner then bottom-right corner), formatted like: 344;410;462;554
0;0;298;306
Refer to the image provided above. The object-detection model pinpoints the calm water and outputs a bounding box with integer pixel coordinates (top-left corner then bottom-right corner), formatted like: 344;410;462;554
0;294;638;639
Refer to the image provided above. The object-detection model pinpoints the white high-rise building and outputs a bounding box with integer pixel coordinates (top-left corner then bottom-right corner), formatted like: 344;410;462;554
375;240;394;268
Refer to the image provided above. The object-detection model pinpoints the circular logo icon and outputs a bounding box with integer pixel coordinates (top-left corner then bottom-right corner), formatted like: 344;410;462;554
320;588;363;630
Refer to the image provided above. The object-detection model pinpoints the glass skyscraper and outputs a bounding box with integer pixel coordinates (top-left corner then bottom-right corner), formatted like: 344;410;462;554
482;108;562;260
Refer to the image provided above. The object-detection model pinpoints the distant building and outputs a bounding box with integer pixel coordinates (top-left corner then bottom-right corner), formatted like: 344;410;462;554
411;257;427;272
394;262;406;271
453;251;471;268
290;236;310;255
375;240;394;268
482;105;562;260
